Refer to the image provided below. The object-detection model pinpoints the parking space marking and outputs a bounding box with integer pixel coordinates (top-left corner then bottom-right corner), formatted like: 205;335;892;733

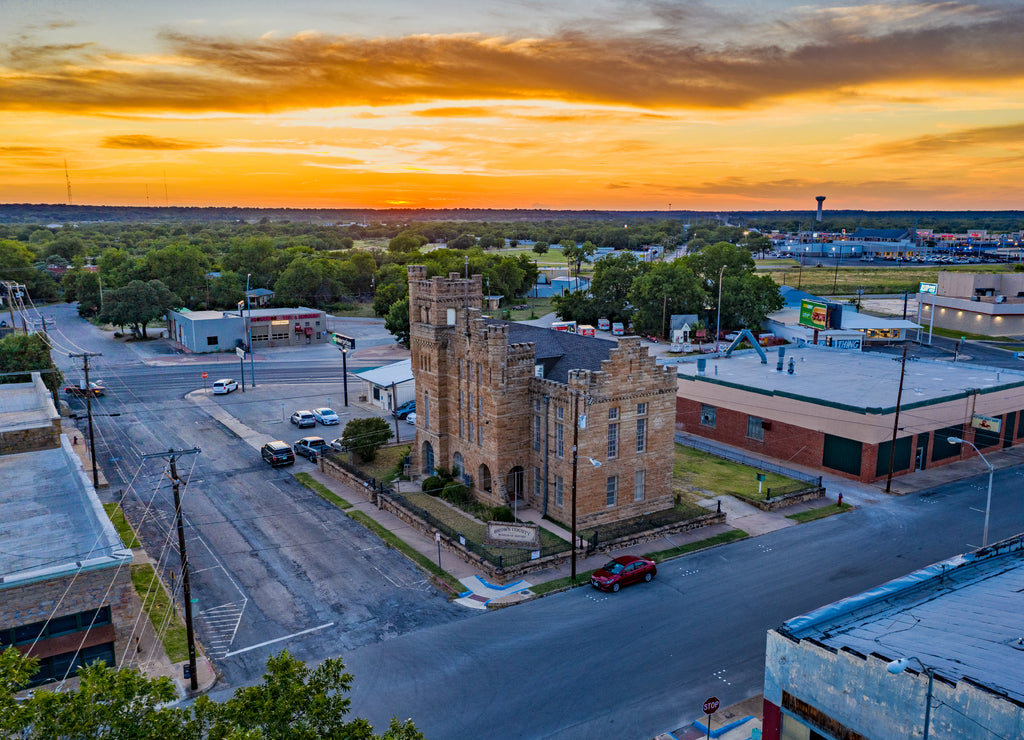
223;621;335;658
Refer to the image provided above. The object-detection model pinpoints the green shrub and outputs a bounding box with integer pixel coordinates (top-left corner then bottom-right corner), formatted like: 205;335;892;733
441;481;470;505
422;476;443;496
491;506;514;522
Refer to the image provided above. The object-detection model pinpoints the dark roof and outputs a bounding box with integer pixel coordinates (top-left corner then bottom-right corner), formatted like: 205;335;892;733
486;320;614;384
670;314;699;331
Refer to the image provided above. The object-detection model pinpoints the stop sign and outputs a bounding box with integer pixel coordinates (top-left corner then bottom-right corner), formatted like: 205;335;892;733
702;697;720;715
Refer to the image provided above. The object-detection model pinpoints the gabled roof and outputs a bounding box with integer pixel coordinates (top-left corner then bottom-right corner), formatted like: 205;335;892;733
487;320;614;383
670;314;699;331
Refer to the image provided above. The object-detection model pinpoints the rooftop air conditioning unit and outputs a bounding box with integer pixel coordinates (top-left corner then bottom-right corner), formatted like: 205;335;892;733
996;295;1006;303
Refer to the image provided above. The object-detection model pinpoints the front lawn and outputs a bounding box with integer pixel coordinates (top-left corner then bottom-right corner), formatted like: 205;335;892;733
673;444;802;502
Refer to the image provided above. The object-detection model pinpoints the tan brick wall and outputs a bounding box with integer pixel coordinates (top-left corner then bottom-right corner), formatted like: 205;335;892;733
1;564;137;668
410;267;676;527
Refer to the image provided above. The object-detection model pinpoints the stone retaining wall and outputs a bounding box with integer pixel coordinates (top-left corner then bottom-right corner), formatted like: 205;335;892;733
753;486;826;511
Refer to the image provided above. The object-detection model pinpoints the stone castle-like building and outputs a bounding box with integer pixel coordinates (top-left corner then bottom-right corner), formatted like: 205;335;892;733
408;266;676;529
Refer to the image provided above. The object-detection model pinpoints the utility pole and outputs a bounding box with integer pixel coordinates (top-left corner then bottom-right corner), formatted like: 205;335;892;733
141;447;201;692
69;352;102;487
885;345;909;493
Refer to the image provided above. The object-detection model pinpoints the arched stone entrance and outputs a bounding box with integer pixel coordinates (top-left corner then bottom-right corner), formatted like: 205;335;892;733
505;466;525;504
478;464;492;492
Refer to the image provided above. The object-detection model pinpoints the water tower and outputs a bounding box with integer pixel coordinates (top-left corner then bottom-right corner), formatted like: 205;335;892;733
815;196;826;222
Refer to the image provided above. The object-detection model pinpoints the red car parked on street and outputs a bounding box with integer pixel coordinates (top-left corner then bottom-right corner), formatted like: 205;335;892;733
590;555;657;592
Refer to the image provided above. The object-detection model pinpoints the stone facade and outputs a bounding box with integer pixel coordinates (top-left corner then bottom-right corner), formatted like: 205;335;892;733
409;266;677;529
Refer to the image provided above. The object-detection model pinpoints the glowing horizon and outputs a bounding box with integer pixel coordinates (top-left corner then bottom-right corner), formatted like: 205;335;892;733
3;1;1024;211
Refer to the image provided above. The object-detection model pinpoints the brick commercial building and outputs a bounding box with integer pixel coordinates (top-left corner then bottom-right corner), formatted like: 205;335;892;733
408;267;677;529
0;374;135;687
673;346;1024;483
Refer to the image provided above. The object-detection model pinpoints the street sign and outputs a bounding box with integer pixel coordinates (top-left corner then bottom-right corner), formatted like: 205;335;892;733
703;697;720;715
756;473;766;482
235;347;246;359
332;332;355;351
201;372;208;379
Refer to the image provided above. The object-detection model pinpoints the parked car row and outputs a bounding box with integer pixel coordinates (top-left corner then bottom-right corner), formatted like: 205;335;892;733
291;408;340;428
261;435;349;467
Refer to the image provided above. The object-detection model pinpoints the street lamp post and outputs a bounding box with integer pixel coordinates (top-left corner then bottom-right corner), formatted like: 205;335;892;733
887;657;935;740
947;436;994;546
715;264;726;351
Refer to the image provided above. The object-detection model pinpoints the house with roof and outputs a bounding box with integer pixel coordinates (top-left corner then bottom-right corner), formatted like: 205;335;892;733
763;533;1024;739
354;359;414;412
407;266;677;529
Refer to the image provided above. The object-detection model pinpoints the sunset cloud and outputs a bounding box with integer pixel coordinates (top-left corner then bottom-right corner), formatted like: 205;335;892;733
1;5;1023;115
101;134;208;150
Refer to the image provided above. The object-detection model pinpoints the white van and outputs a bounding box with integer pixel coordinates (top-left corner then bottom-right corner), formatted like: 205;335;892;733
213;378;238;394
611;322;624;336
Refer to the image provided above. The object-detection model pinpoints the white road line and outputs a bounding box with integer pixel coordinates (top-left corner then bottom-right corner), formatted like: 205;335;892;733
222;622;335;658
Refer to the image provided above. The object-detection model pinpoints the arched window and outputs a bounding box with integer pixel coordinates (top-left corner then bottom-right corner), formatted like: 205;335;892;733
422;441;435;475
478;464;492;492
453;452;464;478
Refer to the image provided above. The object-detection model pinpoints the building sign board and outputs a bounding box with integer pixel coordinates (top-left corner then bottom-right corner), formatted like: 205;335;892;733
918;282;938;294
485;522;541;549
331;333;356;351
971;414;1001;433
798;299;828;330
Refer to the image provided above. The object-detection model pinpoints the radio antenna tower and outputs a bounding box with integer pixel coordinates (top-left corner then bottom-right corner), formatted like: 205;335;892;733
64;159;73;205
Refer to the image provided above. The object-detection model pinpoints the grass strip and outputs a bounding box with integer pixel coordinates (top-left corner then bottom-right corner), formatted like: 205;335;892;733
528;529;749;596
294;472;353;509
103;502;139;548
346;511;464;595
786;503;853;523
130;564;188;663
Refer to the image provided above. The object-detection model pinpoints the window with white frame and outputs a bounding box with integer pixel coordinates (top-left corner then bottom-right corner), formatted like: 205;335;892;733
637;402;647;416
747;415;764;441
556;423;564;458
534;415;541;450
636;418;647;453
634;470;645;501
607;423;618;459
606;476;617;507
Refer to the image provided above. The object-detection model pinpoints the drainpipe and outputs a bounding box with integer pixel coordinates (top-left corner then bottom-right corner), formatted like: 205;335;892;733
542;394;550;517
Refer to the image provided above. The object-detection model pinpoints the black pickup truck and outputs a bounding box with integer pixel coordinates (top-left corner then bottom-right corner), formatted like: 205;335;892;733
64;382;105;397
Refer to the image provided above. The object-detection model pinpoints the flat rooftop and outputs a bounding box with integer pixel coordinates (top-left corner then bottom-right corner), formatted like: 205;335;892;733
780;535;1024;704
0;375;58;432
671;346;1024;412
0;439;130;587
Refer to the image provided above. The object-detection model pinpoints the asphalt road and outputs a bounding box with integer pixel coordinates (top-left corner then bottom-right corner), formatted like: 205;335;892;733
46;304;469;687
341;472;1024;739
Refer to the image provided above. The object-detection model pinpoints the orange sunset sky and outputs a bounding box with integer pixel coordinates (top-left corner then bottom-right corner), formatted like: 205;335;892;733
3;1;1023;211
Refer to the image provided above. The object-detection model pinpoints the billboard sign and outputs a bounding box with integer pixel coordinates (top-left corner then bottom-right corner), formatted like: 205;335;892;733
799;299;828;330
919;282;938;294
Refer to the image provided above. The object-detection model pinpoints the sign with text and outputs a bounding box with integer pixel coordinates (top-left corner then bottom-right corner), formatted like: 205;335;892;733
798;299;828;331
331;333;355;351
703;697;720;715
485;522;541;549
919;282;938;294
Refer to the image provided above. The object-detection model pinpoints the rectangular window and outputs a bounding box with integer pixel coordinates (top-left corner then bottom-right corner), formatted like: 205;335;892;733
468;391;473;410
637;402;647;416
534;416;541;450
747;416;764;441
534;399;541;412
607;423;618;459
634;470;645;501
636;418;647;453
556;423;564;458
460;418;465;438
459;389;464;406
555;476;564;507
606;476;618;507
556;406;564;421
478;395;482;415
534;468;541;498
206;336;218;346
477;424;482;445
469;421;474;441
477;363;482;383
423;391;429;429
609;407;619;420
700;404;716;428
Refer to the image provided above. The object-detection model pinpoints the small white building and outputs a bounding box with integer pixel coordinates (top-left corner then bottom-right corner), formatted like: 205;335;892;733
355;359;414;412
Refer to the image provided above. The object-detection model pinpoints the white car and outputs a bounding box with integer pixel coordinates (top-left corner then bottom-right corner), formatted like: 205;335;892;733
406;412;417;425
313;407;340;425
212;378;238;394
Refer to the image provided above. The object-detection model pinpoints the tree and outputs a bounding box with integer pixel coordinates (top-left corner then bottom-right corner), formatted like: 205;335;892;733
388;232;426;254
562;240;596;277
588;252;642;321
372;263;408;317
385;298;410;347
0;332;63;391
0;648;422;739
341;417;394;462
531;241;548;255
628;261;705;337
274;256;343;307
139;243;210;306
99;279;178;338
